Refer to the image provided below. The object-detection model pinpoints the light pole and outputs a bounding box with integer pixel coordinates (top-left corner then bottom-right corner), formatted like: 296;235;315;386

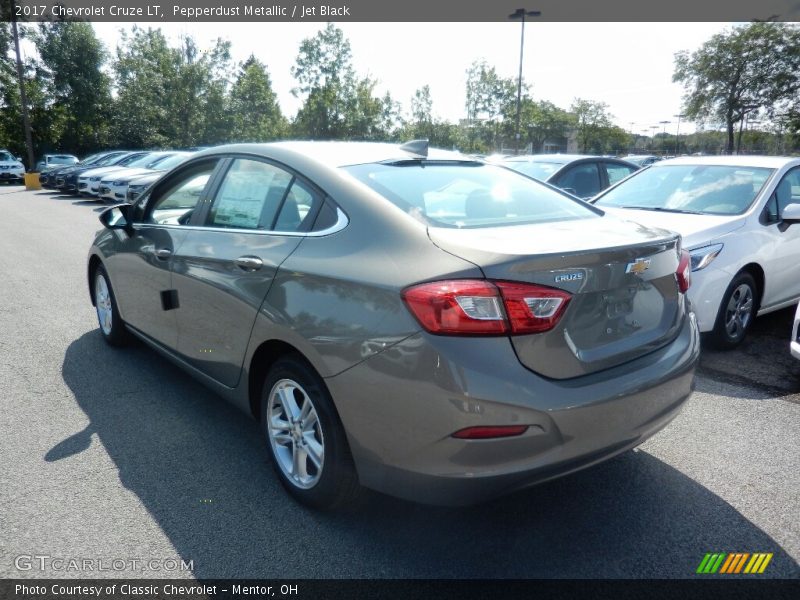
673;113;685;155
509;8;541;155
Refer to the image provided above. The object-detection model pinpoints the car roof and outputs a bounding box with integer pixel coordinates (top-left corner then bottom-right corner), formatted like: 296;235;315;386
651;155;800;169
195;141;470;167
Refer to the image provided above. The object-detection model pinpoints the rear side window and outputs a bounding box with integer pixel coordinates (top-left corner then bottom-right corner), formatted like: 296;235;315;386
208;159;293;230
207;158;325;232
343;162;598;229
605;162;637;185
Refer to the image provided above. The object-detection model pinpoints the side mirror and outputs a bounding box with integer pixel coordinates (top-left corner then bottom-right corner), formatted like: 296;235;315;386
779;202;800;232
99;204;133;232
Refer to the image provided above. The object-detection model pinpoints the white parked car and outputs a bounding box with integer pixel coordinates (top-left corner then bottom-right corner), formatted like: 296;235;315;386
0;149;25;184
98;152;191;202
593;155;800;348
792;302;800;360
77;151;152;196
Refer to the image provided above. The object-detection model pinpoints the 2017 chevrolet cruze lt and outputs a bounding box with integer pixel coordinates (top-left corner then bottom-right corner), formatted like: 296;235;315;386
88;141;700;509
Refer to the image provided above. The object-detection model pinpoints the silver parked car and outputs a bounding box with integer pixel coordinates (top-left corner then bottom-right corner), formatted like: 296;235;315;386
88;141;700;508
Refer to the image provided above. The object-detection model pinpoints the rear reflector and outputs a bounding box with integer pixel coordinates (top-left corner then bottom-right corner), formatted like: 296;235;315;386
402;279;572;336
452;425;529;439
676;249;691;293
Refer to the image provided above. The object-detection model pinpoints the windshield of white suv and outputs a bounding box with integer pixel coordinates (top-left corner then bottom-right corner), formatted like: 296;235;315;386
594;165;774;215
0;152;16;162
343;161;599;228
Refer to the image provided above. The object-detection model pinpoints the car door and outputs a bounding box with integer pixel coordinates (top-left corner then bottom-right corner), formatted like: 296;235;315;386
170;156;325;387
552;161;603;200
107;158;222;349
760;166;800;307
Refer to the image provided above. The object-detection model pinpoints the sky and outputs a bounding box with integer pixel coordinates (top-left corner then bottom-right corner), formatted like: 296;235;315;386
88;22;732;136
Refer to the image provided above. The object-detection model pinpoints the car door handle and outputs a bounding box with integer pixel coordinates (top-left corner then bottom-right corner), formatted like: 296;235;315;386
155;248;172;260
234;256;263;271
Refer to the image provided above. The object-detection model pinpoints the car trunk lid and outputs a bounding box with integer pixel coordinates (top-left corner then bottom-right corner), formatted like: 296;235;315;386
428;215;686;379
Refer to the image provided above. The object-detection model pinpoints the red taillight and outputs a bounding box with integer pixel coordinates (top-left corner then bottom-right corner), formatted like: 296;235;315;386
496;281;571;334
402;279;571;336
676;249;691;293
452;425;529;439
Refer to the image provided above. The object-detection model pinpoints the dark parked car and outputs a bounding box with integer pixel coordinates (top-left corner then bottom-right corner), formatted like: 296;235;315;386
52;151;129;191
501;154;639;199
89;141;699;509
57;151;145;194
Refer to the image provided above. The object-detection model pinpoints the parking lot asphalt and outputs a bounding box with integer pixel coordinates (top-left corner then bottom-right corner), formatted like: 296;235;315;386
0;185;798;579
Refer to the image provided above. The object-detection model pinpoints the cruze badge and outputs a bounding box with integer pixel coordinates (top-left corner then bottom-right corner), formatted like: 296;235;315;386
626;258;651;275
554;272;584;283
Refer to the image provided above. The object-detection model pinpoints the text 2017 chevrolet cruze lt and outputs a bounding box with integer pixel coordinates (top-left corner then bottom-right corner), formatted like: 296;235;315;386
88;141;699;509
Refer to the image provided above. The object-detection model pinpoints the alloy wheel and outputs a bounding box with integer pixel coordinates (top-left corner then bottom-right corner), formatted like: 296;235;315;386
267;379;325;489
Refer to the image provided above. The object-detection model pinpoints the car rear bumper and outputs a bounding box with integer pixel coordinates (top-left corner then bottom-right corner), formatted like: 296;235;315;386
326;310;700;505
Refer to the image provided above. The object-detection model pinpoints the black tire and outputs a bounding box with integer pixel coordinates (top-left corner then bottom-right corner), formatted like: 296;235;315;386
92;264;129;347
709;271;758;350
260;355;362;510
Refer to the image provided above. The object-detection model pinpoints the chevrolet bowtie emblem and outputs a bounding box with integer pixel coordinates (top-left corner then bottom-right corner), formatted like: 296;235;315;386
626;258;651;275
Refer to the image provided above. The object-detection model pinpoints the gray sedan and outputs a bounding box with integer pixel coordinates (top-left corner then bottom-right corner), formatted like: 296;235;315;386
88;141;699;509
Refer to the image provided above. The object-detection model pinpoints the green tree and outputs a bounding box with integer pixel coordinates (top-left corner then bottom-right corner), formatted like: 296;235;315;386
502;97;574;152
34;21;112;154
673;23;800;154
112;28;233;148
291;24;395;140
291;23;355;138
570;98;613;153
0;20;50;162
229;55;286;142
111;27;179;148
411;85;433;127
465;59;517;150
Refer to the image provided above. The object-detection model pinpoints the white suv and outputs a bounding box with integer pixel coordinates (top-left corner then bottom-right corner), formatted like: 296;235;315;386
0;150;25;184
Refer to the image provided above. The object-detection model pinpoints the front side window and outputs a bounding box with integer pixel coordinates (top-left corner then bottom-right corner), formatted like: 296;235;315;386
147;162;217;225
343;161;598;229
554;163;602;198
774;167;800;215
595;165;775;215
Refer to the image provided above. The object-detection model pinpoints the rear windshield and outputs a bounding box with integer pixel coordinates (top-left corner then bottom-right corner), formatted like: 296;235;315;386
342;161;598;229
595;165;774;215
503;160;565;181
